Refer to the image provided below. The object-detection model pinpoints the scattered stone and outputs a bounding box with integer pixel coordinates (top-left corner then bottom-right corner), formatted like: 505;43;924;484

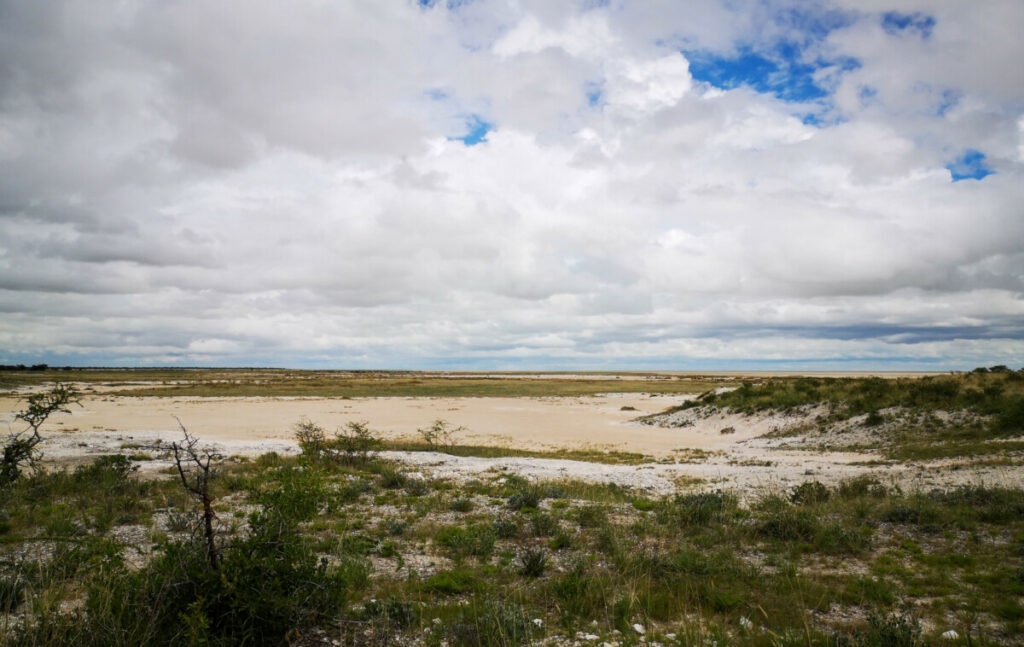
632;623;645;635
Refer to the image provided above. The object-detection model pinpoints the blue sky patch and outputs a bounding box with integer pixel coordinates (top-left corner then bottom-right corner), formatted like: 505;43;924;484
585;81;603;106
882;11;936;39
453;115;492;146
947;149;994;181
686;43;858;104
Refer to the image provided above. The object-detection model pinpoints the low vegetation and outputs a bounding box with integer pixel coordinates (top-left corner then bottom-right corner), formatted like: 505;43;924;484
1;371;1022;645
652;368;1024;461
2;447;1022;645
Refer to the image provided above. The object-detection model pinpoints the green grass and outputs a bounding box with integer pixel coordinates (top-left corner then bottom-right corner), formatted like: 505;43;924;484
660;370;1024;423
4;380;1024;647
886;439;1024;461
3;455;1024;645
380;439;655;465
650;369;1024;462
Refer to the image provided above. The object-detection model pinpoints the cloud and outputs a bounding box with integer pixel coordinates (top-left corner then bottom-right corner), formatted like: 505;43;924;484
0;0;1022;369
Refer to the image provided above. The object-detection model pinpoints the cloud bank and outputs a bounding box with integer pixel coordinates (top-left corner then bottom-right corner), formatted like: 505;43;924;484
1;0;1022;369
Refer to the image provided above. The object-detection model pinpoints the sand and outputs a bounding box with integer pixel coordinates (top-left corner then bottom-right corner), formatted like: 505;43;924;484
2;390;1019;494
1;392;696;453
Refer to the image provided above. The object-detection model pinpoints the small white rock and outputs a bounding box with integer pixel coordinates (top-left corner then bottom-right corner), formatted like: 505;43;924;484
739;616;753;630
533;618;544;628
632;623;645;635
584;634;599;641
432;617;442;625
941;630;960;640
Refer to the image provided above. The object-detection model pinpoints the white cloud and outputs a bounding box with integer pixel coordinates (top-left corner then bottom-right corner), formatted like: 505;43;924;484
0;0;1021;369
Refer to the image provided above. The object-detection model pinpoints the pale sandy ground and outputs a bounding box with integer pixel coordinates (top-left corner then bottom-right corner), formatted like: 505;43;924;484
1;390;1018;495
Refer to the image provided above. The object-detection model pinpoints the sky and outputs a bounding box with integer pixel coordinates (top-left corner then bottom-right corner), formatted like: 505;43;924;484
1;0;1023;371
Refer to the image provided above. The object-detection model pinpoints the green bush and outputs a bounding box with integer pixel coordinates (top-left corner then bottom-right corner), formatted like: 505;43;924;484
529;512;559;537
507;485;545;511
65;458;367;647
436;524;497;561
790;480;831;505
660;490;736;525
450;497;474;513
377;466;408;489
492;516;520;539
518;548;548;577
295;419;381;466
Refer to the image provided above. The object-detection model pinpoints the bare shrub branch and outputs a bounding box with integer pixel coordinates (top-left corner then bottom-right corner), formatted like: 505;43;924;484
170;418;223;571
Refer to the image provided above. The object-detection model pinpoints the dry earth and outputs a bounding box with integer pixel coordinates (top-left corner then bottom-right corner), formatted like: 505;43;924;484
1;388;1019;495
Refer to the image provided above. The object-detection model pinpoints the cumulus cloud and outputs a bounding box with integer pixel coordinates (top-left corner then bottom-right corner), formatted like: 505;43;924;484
0;0;1022;369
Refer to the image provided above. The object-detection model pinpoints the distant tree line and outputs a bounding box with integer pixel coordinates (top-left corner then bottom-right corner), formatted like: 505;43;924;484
0;364;54;371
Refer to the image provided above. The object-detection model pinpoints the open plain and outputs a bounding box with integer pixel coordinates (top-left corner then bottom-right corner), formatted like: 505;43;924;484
2;368;1023;646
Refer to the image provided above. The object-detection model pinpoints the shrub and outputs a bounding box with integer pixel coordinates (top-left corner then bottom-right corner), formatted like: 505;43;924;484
417;419;464;448
518;548;548;577
447;598;536;647
294;418;327;459
837;476;888;499
436;524;497;561
377;466;408;489
383;518;408;536
864;410;884;426
852;611;921;647
75;454;137;486
529;512;559;537
757;498;819;542
790;480;831;505
450;497;474;513
573;504;607;528
294;419;381;466
508;485;545;511
363;597;418;631
2;383;79;487
660;490;735;525
492;516;520;539
74;458;367;647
